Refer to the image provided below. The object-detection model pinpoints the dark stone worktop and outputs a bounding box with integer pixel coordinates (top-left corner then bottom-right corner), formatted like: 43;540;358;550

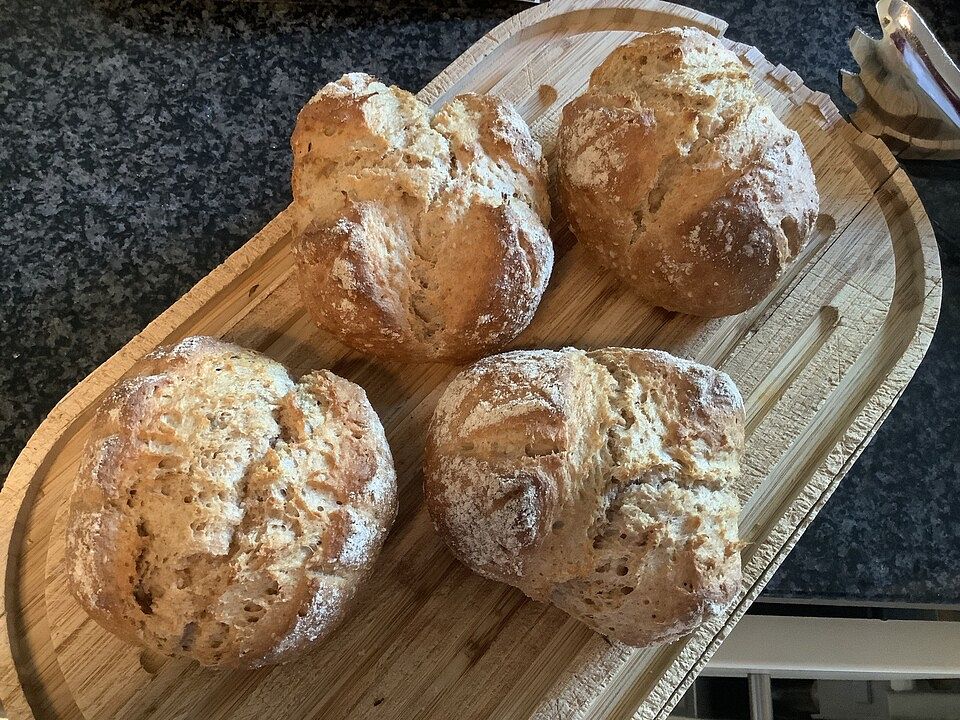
1;0;958;605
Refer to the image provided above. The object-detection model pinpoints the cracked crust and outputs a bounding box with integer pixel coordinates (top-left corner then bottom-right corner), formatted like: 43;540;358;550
65;336;397;668
557;27;819;317
291;73;553;363
424;347;743;647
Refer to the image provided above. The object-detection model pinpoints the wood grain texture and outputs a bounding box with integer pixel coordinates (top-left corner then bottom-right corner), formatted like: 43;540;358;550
842;18;960;161
0;1;941;719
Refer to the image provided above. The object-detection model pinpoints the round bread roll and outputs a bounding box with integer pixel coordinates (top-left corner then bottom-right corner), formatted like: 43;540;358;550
557;27;819;317
424;347;744;647
65;336;397;668
291;73;553;363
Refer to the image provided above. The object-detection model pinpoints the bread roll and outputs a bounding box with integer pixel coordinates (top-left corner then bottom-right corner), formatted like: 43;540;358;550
291;73;553;363
557;27;819;317
424;347;743;646
66;336;397;668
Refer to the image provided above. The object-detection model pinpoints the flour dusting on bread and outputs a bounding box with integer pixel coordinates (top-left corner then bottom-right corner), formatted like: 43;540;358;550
557;27;819;317
65;336;398;668
425;347;744;647
291;73;553;362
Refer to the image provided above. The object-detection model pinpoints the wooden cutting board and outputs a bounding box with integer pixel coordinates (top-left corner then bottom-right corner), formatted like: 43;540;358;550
0;1;942;718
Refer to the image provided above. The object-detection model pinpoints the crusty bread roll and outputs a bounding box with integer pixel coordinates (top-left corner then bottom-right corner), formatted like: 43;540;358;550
557;27;819;317
424;347;743;647
66;336;397;668
291;73;553;363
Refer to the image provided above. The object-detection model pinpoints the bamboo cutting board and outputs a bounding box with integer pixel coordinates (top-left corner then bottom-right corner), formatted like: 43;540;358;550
0;1;942;718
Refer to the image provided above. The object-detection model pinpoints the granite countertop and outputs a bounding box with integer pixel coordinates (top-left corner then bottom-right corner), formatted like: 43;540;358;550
1;0;958;606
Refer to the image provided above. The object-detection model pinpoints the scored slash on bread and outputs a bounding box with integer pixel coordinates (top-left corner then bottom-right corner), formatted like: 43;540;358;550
65;336;397;668
291;73;553;363
424;347;744;647
557;27;820;317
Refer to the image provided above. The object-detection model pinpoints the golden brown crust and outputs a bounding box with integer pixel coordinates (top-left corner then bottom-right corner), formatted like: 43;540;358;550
65;336;397;668
557;27;819;317
424;347;744;647
290;73;553;363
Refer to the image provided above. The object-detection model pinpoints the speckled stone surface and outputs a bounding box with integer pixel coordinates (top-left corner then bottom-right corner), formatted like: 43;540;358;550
1;0;957;605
